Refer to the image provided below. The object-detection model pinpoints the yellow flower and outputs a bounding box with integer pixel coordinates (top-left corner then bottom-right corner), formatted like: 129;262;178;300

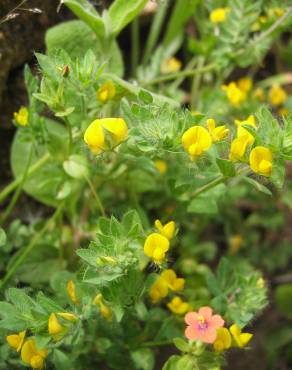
268;7;284;18
21;339;47;369
213;327;232;352
160;269;185;292
278;107;289;117
209;7;230;23
66;280;79;305
230;324;253;348
93;294;112;321
97;80;116;103
238;77;253;93
167;296;190;315
154;160;167;175
13;107;29;126
154;220;175;240
253;87;265;102
256;277;265;288
235;115;256;145
229;235;243;255
222;82;247;107
6;330;26;352
269;85;287;106
249;146;272;177
149;278;169;303
48;313;67;341
84;118;128;154
229;136;249;162
144;233;170;264
161;57;182;74
182;126;212;160
207;118;229;142
57;312;79;322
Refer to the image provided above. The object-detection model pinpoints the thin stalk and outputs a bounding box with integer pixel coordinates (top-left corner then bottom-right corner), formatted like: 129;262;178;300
142;0;169;65
257;73;292;88
0;152;50;204
0;203;64;288
190;57;205;110
84;175;106;217
170;56;197;90
131;17;140;77
142;340;173;347
0;146;33;225
144;63;216;86
192;175;225;198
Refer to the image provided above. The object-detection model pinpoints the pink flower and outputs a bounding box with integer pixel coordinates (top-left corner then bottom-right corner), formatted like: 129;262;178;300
184;306;224;343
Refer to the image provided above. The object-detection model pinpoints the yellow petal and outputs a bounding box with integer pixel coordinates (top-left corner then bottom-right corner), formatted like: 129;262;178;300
144;233;169;258
48;313;64;335
84;120;105;154
249;146;272;176
57;312;78;323
6;331;26;352
30;355;44;369
66;280;79;305
229;136;249;161
101;118;128;143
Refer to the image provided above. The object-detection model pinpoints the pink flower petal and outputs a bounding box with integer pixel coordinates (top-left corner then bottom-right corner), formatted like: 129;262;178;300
184;312;199;326
209;314;224;329
200;328;217;343
198;306;213;320
185;325;200;341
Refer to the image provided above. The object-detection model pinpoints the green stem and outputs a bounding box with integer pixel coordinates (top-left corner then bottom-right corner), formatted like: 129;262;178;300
144;64;216;86
142;0;169;65
170;56;197;90
190;57;205;110
84;175;106;217
131;17;139;77
192;175;225;197
0;203;64;289
142;340;173;347
257;73;292;88
0;152;50;204
0;146;34;225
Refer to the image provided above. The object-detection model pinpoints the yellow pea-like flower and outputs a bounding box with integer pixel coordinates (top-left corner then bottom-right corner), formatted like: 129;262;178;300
182;126;212;160
154;160;167;175
97;80;116;103
213;327;232;352
13;107;29;126
6;330;26;352
229;136;249;162
21;339;47;369
230;324;253;348
209;7;230;23
66;280;79;305
84;118;128;154
160;269;185;292
229;235;243;255
144;233;170;264
161;57;182;74
235;115;256;145
154;220;175;240
269;85;287;106
237;77;253;93
249;146;272;177
93;294;112;321
149;278;169;303
207;118;229;142
48;313;68;341
167;296;190;315
222;82;247;107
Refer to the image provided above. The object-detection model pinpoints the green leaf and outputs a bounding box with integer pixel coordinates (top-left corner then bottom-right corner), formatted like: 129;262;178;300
0;228;7;247
216;158;236;177
138;89;153;104
55;107;75;117
173;338;190;352
62;0;105;38
63;154;89;179
187;184;226;214
108;0;148;36
53;349;74;370
131;348;154;370
242;177;272;196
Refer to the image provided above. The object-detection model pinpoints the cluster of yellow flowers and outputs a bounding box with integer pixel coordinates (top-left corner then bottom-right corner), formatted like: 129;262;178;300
214;324;253;352
229;115;273;176
143;219;175;264
149;269;190;315
252;7;285;32
6;332;47;369
222;77;252;107
84;117;128;154
182;118;229;160
209;7;230;24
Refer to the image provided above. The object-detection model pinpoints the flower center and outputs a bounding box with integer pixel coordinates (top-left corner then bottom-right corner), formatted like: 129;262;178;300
197;315;208;330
